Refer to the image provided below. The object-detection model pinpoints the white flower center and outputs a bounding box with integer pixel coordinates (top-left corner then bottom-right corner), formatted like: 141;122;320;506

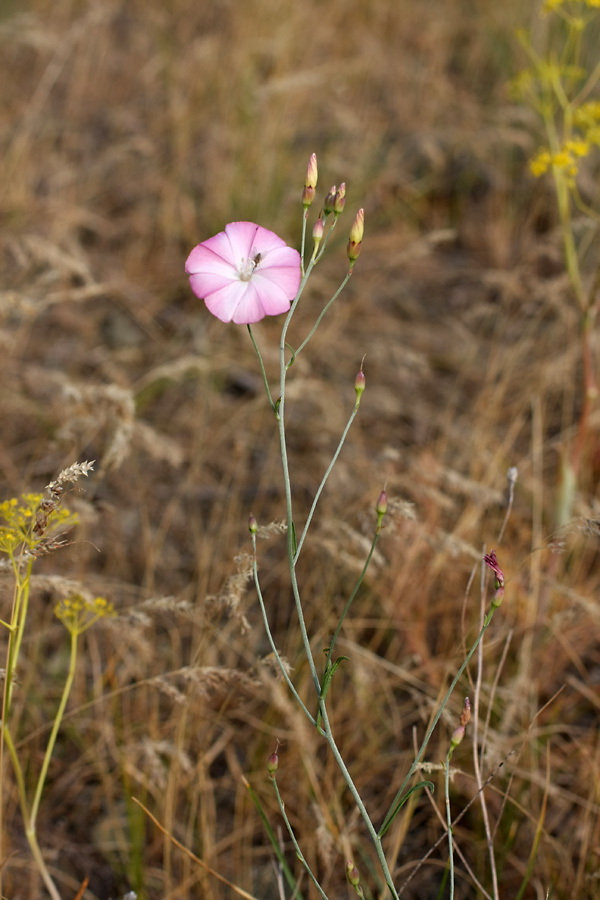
238;252;262;282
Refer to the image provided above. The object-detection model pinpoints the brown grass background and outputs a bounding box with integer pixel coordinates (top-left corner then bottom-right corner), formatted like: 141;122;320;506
2;0;600;898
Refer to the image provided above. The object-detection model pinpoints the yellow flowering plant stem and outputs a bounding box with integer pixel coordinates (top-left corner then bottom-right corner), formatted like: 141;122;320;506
517;2;600;525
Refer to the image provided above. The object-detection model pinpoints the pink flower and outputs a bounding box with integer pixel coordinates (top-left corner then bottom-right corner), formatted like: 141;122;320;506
185;222;301;324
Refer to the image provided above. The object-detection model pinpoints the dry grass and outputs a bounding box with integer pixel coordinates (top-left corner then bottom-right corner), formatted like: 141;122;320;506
1;0;600;898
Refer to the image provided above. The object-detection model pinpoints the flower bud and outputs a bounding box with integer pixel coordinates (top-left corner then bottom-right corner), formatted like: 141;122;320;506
347;208;364;267
376;489;387;517
355;367;366;402
306;153;318;188
349;207;364;244
248;513;258;534
334;182;346;215
302;153;318;208
450;698;471;749
267;751;279;776
312;216;324;247
323;185;337;215
346;860;360;887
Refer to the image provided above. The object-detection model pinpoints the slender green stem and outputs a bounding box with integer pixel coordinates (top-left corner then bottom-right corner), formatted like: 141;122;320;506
301;208;308;273
247;325;276;411
24;828;63;900
271;775;331;900
3;725;29;822
293;397;361;565
251;537;316;725
380;606;499;837
325;527;381;668
445;751;455;900
30;628;78;828
317;696;399;900
293;272;352;360
4;727;63;900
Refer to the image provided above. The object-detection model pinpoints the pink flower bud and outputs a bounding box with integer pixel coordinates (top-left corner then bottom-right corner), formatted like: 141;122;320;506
305;153;318;189
376;489;387;517
349;208;364;244
355;367;366;400
347;209;364;267
302;153;318;208
334;182;346;215
312;216;324;246
267;751;279;776
248;513;258;534
323;185;337;215
346;860;360;887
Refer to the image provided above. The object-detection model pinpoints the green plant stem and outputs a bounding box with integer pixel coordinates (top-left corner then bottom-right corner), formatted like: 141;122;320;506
247;325;276;411
317;696;399;900
293;396;362;565
293;271;352;360
325;526;380;668
3;728;63;900
271;775;330;900
301;208;308;273
30;628;78;828
277;262;323;697
380;606;499;838
250;537;316;725
444;751;455;900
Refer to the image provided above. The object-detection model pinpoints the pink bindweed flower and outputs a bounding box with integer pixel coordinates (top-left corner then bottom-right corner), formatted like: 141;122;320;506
185;222;301;325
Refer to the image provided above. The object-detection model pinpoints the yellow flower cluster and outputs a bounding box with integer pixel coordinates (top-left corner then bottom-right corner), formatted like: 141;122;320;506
529;139;590;178
0;494;73;554
54;594;115;635
574;102;600;145
544;0;600;9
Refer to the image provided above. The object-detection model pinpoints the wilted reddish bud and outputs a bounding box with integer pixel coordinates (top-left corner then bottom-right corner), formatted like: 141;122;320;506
483;550;505;607
334;182;346;215
248;513;258;534
347;208;364;266
312;216;324;247
450;698;471;749
302;153;318;207
323;185;337;215
376;489;388;517
267;751;279;776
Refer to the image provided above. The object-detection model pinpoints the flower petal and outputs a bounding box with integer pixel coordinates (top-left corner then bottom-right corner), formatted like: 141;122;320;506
186;222;301;324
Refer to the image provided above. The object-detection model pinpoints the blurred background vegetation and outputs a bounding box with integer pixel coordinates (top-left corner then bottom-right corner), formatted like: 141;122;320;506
1;0;600;898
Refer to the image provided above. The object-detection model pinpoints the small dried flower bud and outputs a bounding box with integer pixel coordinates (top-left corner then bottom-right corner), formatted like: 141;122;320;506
355;367;366;401
459;696;471;728
267;751;279;776
376;489;388;517
312;216;324;247
334;182;346;215
323;185;337;215
248;513;258;534
346;860;360;887
450;698;471;750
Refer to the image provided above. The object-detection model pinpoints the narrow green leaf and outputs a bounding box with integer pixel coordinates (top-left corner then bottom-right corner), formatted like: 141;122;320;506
378;781;434;838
